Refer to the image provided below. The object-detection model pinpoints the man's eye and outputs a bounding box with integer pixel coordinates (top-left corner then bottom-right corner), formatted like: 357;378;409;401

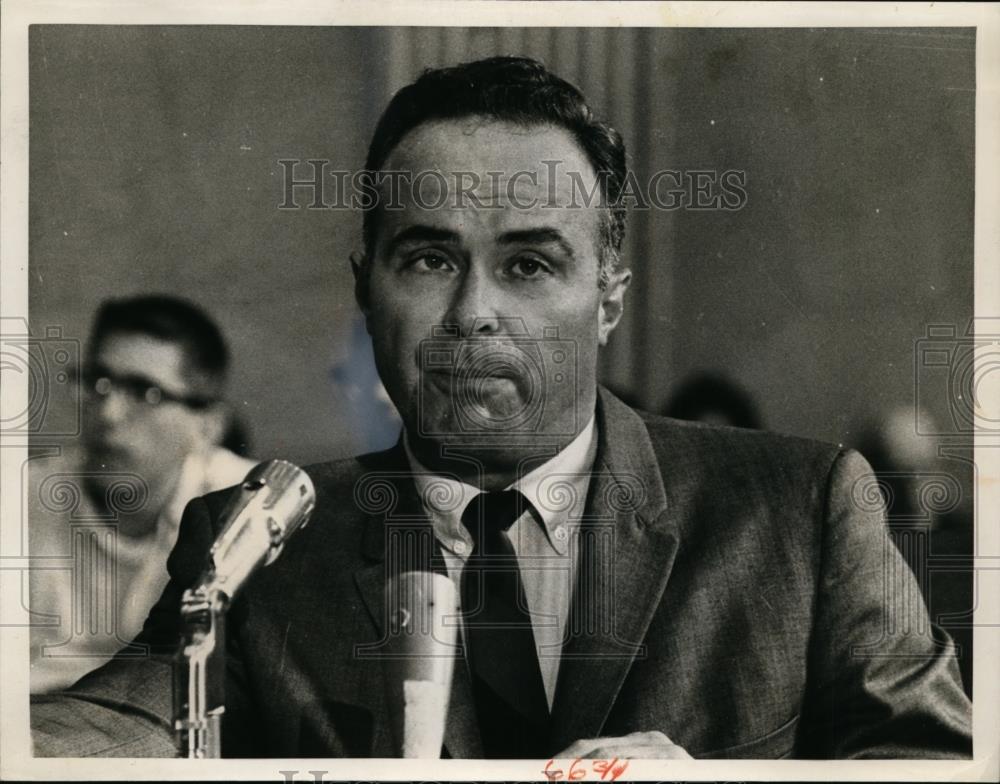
509;256;551;279
408;252;455;273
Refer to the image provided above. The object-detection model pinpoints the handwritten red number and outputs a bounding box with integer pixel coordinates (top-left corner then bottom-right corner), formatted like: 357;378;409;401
544;756;629;782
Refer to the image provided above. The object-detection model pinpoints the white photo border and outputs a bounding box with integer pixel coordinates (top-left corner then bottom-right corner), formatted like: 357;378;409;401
2;1;998;781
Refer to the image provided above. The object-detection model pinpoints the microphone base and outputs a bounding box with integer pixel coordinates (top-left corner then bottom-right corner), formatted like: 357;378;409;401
173;586;229;758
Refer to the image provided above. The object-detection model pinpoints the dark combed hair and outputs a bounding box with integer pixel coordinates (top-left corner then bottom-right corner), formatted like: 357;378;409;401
362;56;628;287
89;294;230;394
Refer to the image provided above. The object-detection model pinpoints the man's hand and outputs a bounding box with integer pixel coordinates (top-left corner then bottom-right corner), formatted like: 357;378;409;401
556;730;693;759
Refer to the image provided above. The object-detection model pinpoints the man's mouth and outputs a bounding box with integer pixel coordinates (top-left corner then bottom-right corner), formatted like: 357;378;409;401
424;342;532;385
426;369;521;395
428;365;520;380
86;440;131;465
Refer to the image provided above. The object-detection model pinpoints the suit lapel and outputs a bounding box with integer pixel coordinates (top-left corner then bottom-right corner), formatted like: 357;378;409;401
548;389;681;753
351;390;680;758
352;446;483;759
354;445;420;638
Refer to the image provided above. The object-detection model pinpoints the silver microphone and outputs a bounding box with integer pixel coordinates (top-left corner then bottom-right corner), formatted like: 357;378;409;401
195;459;316;600
383;571;460;758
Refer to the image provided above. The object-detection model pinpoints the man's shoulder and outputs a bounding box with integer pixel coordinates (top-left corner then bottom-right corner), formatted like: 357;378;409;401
26;446;88;552
639;407;840;453
201;447;259;489
631;407;848;486
624;408;877;548
301;447;404;496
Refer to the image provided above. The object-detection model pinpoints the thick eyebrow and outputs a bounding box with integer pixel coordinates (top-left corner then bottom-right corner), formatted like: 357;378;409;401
497;228;576;259
385;225;578;260
385;225;461;254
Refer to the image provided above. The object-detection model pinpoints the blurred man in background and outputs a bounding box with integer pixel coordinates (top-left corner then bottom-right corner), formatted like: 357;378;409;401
662;371;762;430
29;295;257;692
855;404;974;697
329;316;403;455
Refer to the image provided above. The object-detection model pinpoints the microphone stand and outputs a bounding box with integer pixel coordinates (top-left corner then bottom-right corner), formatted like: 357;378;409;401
168;459;317;759
173;584;229;758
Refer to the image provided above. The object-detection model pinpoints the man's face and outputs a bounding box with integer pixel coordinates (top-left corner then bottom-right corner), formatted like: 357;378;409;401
81;332;216;507
356;119;629;464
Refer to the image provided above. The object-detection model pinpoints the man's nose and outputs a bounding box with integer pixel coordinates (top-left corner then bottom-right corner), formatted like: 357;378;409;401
90;388;131;425
446;266;508;337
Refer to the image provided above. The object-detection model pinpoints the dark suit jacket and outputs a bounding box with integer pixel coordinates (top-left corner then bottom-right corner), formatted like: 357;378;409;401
32;388;972;758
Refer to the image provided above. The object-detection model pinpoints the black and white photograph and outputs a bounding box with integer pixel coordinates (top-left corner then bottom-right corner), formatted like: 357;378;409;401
1;1;997;780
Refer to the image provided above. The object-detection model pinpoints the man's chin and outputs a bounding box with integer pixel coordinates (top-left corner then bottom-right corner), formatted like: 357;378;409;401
406;379;586;463
83;447;152;490
409;409;569;463
417;399;535;440
83;450;130;475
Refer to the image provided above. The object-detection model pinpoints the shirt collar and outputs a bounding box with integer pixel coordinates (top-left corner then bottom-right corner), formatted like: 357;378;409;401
404;414;597;555
161;449;210;530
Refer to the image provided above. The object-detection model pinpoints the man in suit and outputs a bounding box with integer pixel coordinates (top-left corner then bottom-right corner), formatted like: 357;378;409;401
32;56;971;759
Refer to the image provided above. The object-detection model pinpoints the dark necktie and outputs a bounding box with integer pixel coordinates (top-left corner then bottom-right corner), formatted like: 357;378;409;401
460;490;550;758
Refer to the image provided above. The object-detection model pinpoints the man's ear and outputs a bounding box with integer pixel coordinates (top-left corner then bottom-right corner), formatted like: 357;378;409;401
350;250;372;323
598;267;632;346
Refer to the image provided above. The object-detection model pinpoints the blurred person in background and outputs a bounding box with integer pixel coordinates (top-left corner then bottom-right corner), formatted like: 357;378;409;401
662;371;763;430
220;410;254;458
28;294;257;693
855;404;973;696
329;316;403;455
857;406;955;526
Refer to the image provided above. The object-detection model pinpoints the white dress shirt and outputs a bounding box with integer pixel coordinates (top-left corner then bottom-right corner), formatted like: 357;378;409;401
405;415;597;707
